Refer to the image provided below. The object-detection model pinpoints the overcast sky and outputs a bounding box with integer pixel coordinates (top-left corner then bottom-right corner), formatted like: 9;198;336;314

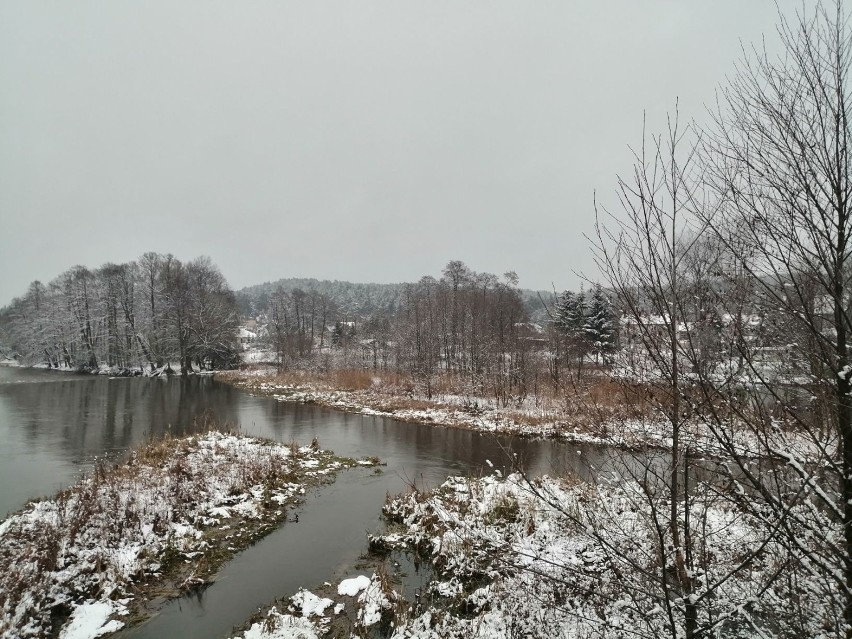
0;1;806;305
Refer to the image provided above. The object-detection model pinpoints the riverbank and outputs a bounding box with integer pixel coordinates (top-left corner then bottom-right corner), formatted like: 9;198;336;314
0;360;218;378
0;429;377;639
219;470;838;638
365;472;837;638
217;369;771;458
228;572;399;639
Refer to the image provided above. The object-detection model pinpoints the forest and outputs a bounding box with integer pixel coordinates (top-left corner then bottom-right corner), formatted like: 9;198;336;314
0;253;241;374
229;263;615;410
0;254;616;410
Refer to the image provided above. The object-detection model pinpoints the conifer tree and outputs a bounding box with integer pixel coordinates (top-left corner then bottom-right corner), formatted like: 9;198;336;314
583;284;616;362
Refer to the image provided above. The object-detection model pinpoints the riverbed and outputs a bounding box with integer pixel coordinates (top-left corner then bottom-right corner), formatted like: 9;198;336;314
0;367;621;638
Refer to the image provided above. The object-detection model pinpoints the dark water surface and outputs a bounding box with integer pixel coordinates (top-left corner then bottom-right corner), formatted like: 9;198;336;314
0;366;616;638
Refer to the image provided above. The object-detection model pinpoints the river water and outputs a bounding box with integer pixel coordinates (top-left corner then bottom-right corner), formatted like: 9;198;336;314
0;366;620;638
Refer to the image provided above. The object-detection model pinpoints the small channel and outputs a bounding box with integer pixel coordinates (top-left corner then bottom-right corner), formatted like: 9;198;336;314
0;367;622;638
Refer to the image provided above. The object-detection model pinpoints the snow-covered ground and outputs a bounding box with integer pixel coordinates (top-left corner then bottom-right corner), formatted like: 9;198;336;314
365;473;841;638
0;431;374;639
229;572;397;639
221;469;841;638
2;358;221;378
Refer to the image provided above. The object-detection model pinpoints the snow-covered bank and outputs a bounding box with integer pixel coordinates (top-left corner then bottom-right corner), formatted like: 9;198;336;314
0;431;376;639
2;359;221;378
228;572;398;639
365;473;840;638
220;470;840;638
218;371;779;458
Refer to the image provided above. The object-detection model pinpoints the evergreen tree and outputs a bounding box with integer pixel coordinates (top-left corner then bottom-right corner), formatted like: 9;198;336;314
553;289;591;379
331;321;344;347
583;284;616;361
554;291;574;334
564;290;586;337
555;290;586;337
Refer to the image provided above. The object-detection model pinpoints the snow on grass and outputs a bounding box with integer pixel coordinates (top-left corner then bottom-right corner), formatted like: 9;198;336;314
229;574;395;639
355;574;396;627
0;431;375;639
234;607;321;639
58;602;125;639
369;473;842;638
219;371;818;459
289;589;333;618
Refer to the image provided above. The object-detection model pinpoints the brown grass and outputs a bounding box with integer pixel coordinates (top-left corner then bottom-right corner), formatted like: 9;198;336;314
219;368;667;439
0;418;370;638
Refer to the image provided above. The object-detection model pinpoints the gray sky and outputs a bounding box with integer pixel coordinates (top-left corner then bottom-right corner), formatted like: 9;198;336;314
0;1;803;305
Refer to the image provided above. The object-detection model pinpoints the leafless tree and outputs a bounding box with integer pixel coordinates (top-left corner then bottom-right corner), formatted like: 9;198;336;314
699;1;852;633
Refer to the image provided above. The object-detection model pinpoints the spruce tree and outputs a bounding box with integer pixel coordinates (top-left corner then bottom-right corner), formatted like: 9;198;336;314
564;290;586;337
554;290;576;334
583;284;616;362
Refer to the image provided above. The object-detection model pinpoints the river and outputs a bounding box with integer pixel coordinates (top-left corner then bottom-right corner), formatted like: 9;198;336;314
0;366;620;638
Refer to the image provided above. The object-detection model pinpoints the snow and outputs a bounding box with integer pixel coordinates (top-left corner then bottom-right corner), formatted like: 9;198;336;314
337;574;371;596
229;574;393;639
214;370;841;636
235;607;321;639
356;575;394;627
289;589;333;618
0;431;373;639
222;371;815;459
368;472;842;638
57;602;125;639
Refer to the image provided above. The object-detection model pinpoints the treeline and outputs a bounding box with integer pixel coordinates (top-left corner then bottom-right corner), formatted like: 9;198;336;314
236;278;404;318
235;276;553;324
0;253;240;374
394;263;533;402
262;260;616;404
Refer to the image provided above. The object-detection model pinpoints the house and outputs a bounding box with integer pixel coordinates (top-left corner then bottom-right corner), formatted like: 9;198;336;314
238;327;257;347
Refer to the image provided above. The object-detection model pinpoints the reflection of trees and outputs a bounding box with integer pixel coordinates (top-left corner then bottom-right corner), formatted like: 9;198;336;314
0;377;244;465
5;375;632;491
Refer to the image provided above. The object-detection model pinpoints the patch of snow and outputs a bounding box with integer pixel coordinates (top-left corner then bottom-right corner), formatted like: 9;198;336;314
356;575;393;627
337;574;371;597
235;607;320;639
289;589;333;618
58;602;125;639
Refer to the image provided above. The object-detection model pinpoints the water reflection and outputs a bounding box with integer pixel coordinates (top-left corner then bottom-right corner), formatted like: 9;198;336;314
0;372;245;516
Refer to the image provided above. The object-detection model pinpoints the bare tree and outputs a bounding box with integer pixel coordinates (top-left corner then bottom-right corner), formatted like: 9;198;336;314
701;1;852;632
593;107;714;637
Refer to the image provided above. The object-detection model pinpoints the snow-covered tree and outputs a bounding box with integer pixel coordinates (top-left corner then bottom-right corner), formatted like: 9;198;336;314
554;289;591;379
583;284;616;361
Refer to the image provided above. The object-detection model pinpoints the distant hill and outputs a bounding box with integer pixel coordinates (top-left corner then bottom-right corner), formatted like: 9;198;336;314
519;288;556;323
235;278;405;318
236;277;554;323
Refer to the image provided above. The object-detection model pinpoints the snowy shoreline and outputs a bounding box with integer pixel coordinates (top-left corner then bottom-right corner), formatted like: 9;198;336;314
0;431;377;639
366;472;838;638
219;470;841;638
217;370;774;459
0;360;217;379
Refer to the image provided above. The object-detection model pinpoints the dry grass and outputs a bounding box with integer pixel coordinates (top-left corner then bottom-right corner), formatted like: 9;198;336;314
220;368;667;442
0;420;372;638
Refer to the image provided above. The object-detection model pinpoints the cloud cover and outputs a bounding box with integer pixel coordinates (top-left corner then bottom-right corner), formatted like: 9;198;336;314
0;1;800;305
